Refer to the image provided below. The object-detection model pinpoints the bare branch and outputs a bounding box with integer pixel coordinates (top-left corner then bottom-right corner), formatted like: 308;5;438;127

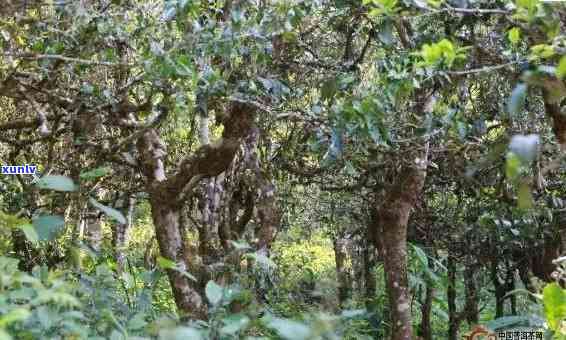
447;61;521;76
2;52;133;67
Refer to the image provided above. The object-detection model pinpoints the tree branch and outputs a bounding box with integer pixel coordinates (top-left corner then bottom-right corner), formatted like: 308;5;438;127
165;101;257;197
2;52;133;67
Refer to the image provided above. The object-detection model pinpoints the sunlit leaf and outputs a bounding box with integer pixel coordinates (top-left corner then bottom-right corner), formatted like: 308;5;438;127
0;308;31;327
505;152;521;181
543;283;566;331
517;182;533;210
557;56;566;80
0;328;12;340
156;256;176;269
508;27;521;45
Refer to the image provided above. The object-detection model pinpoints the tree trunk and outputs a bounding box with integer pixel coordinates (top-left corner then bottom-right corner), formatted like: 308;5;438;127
151;199;207;319
136;101;256;318
447;253;459;340
363;238;377;306
363;239;381;338
12;228;36;271
491;260;505;318
370;162;427;340
419;276;434;340
84;213;102;252
464;266;479;326
112;193;136;271
333;237;351;308
542;88;566;151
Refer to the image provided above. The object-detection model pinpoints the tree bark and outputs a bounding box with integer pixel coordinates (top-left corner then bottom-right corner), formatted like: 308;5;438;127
363;237;377;306
463;266;479;326
447;253;459;340
370;162;427;340
112;193;136;271
151;199;206;319
84;213;102;252
542;87;566;151
419;282;434;340
491;260;505;318
136;101;256;318
333;237;351;308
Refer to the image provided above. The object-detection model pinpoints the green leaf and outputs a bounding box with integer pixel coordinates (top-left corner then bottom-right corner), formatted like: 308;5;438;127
89;198;126;224
411;244;428;266
508;27;521;45
485;315;530;330
156;256;197;281
32;215;65;241
229;240;251;250
175;55;193;76
36;175;77;192
220;314;250;335
205;280;223;306
517;182;533;210
341;309;366;319
530;44;555;60
505;152;521;181
557;56;566;80
320;77;337;102
516;0;539;13
264;316;311;340
543;283;566;331
0;212;29;229
0;328;12;340
427;0;442;8
377;20;394;46
0;308;31;327
79;167;111;180
156;256;176;270
158;327;202;340
507;83;527;116
369;0;398;15
80;83;94;95
127;313;147;331
246;252;276;269
178;268;198;282
17;224;39;244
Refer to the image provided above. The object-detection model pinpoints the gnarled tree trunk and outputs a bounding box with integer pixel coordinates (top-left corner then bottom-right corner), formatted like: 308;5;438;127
136;101;256;318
